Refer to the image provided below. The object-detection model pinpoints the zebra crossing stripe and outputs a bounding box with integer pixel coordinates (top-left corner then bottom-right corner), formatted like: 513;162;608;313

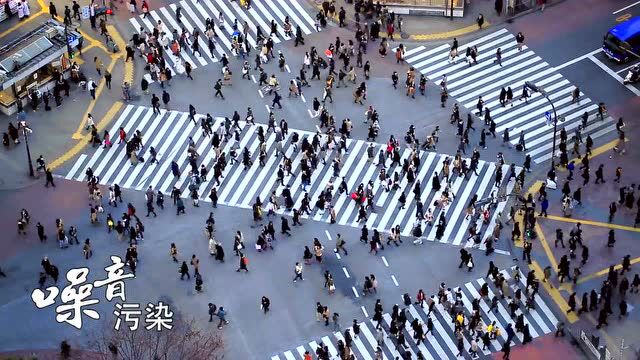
125;111;178;188
64;106;518;248
76;105;135;181
65;154;87;180
202;0;257;48
100;107;154;185
159;6;208;66
251;0;289;40
275;0;311;35
452;162;493;246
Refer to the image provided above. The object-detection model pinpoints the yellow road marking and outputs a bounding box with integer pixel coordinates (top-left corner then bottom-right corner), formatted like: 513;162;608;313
49;102;123;170
412;22;489;41
530;261;578;323
559;139;629;173
0;13;46;39
106;25;134;83
513;180;543;248
535;222;559;272
544;215;640;232
71;57;119;139
617;13;632;22
0;2;46;39
577;256;640;284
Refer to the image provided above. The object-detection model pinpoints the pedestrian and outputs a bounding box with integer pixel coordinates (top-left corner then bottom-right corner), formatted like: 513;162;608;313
216;307;229;329
293;262;303;282
236;253;249;272
179;261;190;280
45;168;55;187
261;296;270;314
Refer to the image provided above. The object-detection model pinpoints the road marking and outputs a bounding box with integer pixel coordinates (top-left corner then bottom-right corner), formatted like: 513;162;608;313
335;252;341;260
535;223;559;272
324;230;332;241
307;109;314;118
616;13;633;22
361;306;369;318
285;64;291;73
300;94;306;103
251;75;257;83
544;215;640;232
342;267;350;278
381;256;389;267
530;261;578;323
352;286;359;298
258;89;264;98
50;102;124;170
589;55;640;96
265;104;271;113
391;275;399;286
554;49;602;71
65;154;87;180
616;61;640;73
613;1;640;14
578;256;640;284
315;125;322;133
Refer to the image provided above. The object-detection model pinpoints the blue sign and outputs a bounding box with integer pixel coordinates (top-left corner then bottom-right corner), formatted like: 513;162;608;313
67;34;78;45
545;111;552;126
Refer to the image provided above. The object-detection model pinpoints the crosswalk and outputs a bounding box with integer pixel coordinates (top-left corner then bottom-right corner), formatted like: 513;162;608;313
63;105;517;250
129;0;317;77
401;28;617;165
271;268;558;360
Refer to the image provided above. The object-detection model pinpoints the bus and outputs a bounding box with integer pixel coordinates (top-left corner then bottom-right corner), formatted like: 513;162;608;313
603;16;640;62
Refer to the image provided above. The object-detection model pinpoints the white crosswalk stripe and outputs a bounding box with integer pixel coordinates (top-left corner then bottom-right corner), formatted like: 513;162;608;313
270;268;557;359
129;0;318;81
63;105;518;249
402;28;618;164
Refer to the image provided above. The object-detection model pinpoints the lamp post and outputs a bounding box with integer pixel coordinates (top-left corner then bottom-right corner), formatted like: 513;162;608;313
524;81;558;170
23;127;35;177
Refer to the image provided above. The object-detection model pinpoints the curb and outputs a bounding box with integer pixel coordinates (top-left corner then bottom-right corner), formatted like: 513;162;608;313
309;0;567;42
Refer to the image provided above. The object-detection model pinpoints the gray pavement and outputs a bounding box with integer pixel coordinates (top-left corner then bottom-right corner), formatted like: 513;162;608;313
1;0;639;358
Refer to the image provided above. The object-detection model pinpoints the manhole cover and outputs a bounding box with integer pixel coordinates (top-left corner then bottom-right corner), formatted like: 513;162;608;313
400;32;410;39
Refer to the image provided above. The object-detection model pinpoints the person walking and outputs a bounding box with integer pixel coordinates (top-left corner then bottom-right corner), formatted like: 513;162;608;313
293;262;304;282
236;253;249;272
216;306;229;329
261;296;270;314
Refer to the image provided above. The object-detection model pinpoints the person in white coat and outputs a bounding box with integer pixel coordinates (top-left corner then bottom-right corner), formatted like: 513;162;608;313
22;0;30;17
208;237;216;256
17;1;24;19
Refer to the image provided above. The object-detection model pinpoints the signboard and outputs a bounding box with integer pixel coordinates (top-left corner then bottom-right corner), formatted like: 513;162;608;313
545;111;552;126
82;5;90;19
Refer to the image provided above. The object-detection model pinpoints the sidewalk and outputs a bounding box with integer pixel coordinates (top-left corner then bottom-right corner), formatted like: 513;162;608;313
0;6;129;190
312;0;557;42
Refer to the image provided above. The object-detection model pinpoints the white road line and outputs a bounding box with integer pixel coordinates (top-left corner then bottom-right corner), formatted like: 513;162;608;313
251;75;257;83
335;253;341;260
381;256;389;267
283;351;295;360
352;286;360;298
285;64;291;73
300;94;306;103
554;48;602;70
324;230;332;241
65;154;87;180
391;275;399;286
265;104;271;113
361;306;369;318
342;267;350;278
258;89;264;98
613;0;640;14
616;61;640;73
307;109;314;118
589;54;640;96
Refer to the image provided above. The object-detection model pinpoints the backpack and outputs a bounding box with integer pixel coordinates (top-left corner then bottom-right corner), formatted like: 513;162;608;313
242;257;249;265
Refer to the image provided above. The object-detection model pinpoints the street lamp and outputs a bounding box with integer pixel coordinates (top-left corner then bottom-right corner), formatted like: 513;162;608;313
524;81;558;170
23;127;34;177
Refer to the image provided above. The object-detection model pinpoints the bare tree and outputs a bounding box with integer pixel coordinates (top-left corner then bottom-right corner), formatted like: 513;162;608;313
89;315;224;360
